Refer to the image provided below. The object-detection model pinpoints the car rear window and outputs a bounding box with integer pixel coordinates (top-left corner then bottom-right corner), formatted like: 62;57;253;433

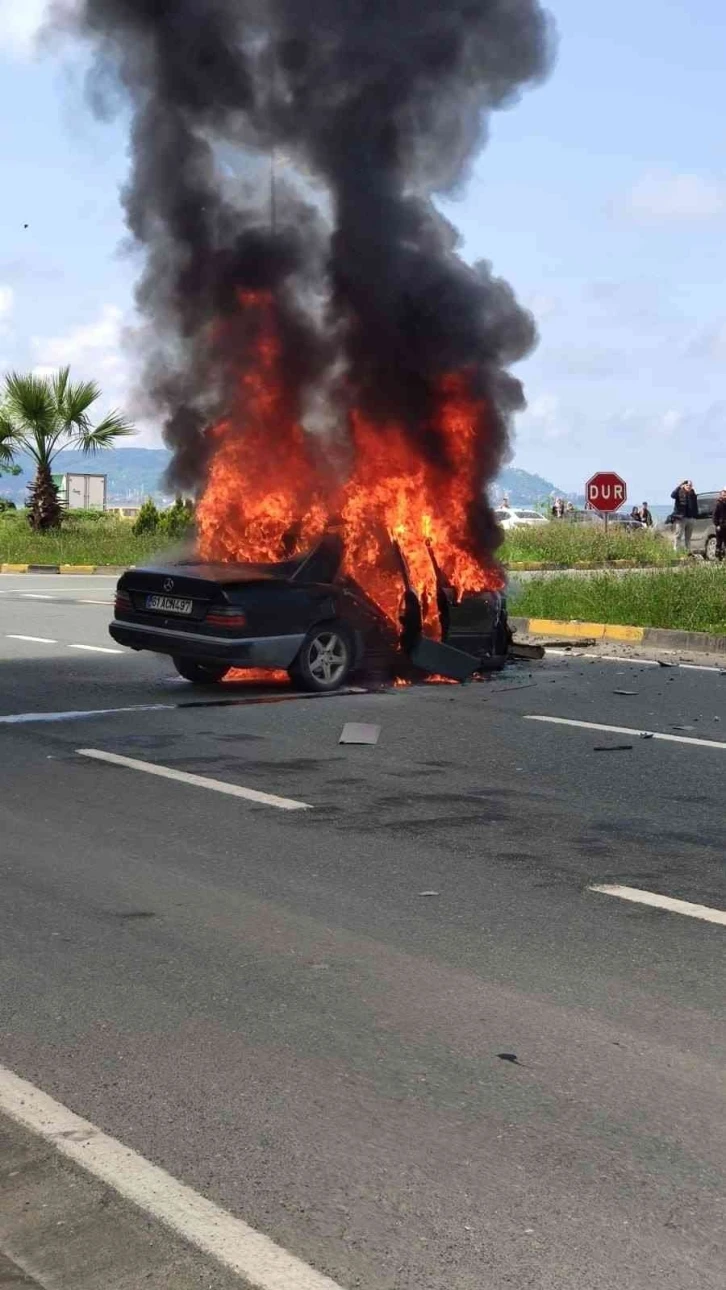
698;494;718;518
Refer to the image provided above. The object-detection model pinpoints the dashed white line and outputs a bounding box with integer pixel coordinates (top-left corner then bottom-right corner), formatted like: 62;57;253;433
78;748;313;811
590;884;726;927
68;643;123;654
0;704;175;725
20;593;53;600
6;635;57;645
0;1064;344;1290
78;599;113;605
524;714;726;750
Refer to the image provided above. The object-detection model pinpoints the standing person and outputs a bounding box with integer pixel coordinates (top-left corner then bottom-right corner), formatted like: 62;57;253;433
714;489;726;561
670;479;699;553
640;501;653;528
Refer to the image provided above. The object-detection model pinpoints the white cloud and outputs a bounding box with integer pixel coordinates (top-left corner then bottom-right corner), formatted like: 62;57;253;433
524;293;559;323
622;171;726;222
32;304;163;446
34;303;125;378
0;0;48;57
524;392;569;441
687;320;726;362
0;285;13;326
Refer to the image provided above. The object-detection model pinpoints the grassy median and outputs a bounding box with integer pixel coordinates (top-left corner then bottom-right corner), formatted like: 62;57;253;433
509;566;726;636
501;522;675;567
0;513;163;566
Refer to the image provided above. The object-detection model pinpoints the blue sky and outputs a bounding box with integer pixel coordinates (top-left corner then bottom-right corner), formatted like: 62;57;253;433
1;0;725;505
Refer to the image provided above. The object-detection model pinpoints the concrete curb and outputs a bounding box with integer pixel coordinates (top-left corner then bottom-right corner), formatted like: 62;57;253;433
510;615;726;655
1;565;127;575
507;560;681;571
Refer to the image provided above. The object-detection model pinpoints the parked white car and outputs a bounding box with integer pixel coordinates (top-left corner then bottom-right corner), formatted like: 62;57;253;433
494;506;547;531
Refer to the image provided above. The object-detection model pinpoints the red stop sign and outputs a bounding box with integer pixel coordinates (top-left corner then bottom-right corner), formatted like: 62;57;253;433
586;472;627;513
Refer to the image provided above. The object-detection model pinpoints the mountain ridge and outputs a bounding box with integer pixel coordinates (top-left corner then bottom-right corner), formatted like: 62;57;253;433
1;448;570;507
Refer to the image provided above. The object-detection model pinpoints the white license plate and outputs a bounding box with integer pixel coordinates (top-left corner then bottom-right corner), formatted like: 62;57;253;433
146;594;193;615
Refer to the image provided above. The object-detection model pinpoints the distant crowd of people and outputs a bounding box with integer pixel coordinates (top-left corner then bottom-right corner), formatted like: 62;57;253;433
629;503;653;527
550;496;653;526
550;497;576;518
503;484;726;561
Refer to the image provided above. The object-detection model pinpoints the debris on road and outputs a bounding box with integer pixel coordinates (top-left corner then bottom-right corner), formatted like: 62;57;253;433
509;641;546;661
339;722;381;745
593;744;633;752
497;1053;522;1065
613;690;638;696
640;732;655;740
542;638;597;649
418;890;440;897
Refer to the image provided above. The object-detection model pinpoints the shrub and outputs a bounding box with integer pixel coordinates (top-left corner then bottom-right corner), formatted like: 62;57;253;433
159;496;195;541
132;498;160;536
64;507;106;523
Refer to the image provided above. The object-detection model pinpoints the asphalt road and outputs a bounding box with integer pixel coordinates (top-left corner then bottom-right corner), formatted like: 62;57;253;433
1;574;726;1289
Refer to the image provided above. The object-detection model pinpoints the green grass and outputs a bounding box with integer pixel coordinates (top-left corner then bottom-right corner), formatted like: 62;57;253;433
509;566;726;636
0;514;166;565
501;522;675;567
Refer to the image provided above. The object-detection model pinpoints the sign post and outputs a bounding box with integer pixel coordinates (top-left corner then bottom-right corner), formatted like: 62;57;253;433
586;472;627;533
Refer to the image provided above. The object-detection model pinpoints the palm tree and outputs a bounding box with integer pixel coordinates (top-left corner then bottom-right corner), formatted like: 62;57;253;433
0;367;134;529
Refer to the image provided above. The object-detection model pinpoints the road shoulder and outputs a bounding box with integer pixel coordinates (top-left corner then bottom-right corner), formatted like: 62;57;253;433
0;1111;250;1290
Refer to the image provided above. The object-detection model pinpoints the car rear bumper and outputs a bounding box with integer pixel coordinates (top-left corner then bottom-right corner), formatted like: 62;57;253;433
109;619;306;668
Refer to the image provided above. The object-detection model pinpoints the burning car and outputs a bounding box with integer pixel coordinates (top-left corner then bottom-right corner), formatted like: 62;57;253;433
109;531;510;689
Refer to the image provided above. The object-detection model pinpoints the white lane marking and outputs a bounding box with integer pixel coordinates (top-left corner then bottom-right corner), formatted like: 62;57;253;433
598;654;660;666
590;884;726;927
78;748;313;811
0;1065;344;1290
6;635;58;645
524;714;726;750
547;650;723;673
0;704;175;726
68;643;123;654
20;593;53;599
79;599;113;605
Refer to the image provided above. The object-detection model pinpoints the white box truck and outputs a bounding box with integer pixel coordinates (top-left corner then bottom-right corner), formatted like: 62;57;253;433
54;473;107;511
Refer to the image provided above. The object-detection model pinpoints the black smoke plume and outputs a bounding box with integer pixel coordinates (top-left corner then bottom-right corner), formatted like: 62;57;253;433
66;0;554;547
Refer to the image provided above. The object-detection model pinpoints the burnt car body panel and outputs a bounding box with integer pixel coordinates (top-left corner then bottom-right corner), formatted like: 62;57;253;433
109;540;400;675
109;534;510;681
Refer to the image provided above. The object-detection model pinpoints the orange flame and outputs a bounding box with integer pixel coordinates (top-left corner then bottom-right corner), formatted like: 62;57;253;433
197;291;503;626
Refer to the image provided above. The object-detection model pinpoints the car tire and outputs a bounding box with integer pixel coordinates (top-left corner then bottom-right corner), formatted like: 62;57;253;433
705;535;718;562
288;622;353;692
172;657;230;684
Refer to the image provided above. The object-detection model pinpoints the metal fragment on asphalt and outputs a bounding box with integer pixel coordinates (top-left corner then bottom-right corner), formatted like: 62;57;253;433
418;891;440;897
593;745;633;752
339;722;381;745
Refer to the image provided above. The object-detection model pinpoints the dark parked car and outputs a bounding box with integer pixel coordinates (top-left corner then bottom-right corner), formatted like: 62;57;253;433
109;533;510;689
662;491;720;560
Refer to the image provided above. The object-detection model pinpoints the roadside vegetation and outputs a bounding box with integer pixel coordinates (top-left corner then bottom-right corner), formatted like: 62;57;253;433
509;566;726;636
501;521;675;567
0;367;133;530
0;509;166;565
